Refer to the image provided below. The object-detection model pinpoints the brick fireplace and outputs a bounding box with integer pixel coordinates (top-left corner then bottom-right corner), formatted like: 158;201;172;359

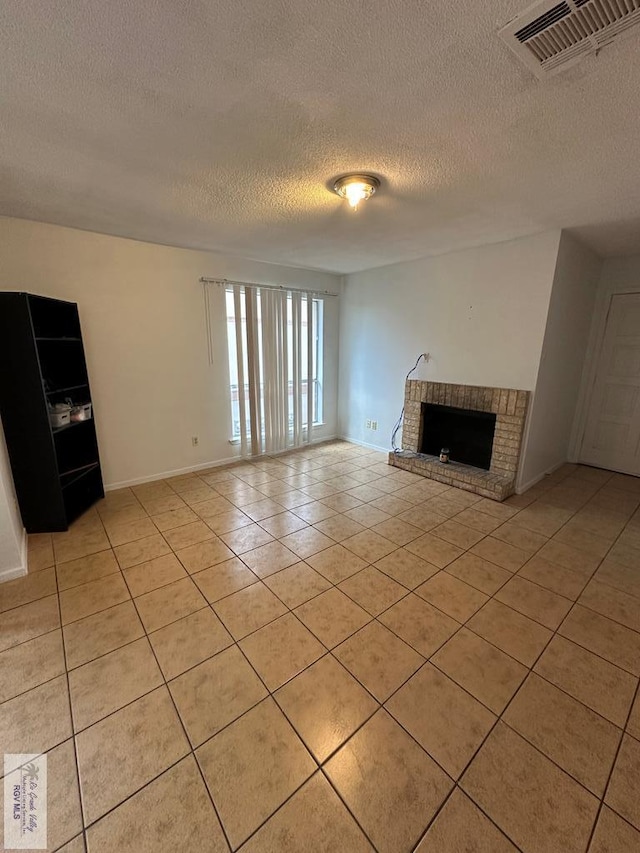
388;380;530;500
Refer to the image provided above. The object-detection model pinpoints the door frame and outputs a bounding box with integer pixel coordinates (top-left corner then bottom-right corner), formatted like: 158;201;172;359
570;272;640;468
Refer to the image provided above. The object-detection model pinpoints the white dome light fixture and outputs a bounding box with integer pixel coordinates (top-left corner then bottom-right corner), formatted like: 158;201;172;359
333;174;380;211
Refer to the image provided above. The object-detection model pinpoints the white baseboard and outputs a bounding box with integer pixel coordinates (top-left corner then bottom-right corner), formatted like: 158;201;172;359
0;565;27;582
105;433;342;492
0;526;27;583
105;455;242;491
338;434;390;454
516;459;566;494
267;434;340;458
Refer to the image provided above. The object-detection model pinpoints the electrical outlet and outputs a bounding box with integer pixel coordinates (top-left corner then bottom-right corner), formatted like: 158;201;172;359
371;421;378;431
191;436;199;447
365;420;371;429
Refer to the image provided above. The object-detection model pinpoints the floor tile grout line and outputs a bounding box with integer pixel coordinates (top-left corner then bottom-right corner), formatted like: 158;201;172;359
107;563;236;853
62;650;167;733
317;763;393;853
157;571;429;848
416;630;570;847
0;698;65;779
473;475;636;680
443;556;518;597
0;606;62;657
503;694;629;795
7;512;636;713
37;466;640;572
116;523;347;833
271;657;382;765
57;560;122;594
566;595;640;639
212;563;408;705
55;544;91;853
139;532;380;652
371;471;639;839
17;450;640;848
498;563;587;604
374;606;513;784
405;786;460;853
0;666;72;710
408;778;528;853
311;570;507;780
8;634;629;761
60;580;397;765
438;629;634;732
56;567;131;627
77;752;214;839
7;570;624;760
584;677;640;851
597;787;640;837
223;769;325;851
512;558;598;602
57;832;85;853
143;456;418;849
448;531;629;848
445;484;640;670
28;506;640;640
61;579;194;629
0;570;64;616
588;569;640;603
541;483;640;670
366;569;566;681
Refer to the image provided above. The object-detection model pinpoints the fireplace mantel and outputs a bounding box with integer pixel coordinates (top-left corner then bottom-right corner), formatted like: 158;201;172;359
388;380;530;501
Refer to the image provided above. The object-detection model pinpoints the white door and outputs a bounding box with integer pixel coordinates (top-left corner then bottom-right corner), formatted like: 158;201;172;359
580;293;640;476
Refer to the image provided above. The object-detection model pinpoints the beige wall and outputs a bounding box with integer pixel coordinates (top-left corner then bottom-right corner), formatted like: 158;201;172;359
518;233;601;491
0;217;340;490
0;213;607;550
338;231;562;465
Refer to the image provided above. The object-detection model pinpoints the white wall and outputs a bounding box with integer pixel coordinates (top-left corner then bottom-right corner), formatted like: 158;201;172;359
569;252;640;462
0;217;340;489
0;418;26;579
338;231;562;455
518;233;601;491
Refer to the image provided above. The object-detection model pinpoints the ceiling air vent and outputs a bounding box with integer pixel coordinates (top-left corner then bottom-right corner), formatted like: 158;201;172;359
499;0;640;77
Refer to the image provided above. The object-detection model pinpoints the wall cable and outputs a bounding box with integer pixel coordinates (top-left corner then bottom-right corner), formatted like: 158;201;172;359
391;352;430;453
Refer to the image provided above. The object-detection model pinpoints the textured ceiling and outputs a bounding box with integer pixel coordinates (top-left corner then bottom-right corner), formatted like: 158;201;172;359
1;1;640;273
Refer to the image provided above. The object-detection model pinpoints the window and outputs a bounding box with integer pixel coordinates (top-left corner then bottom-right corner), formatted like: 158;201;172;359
225;286;324;452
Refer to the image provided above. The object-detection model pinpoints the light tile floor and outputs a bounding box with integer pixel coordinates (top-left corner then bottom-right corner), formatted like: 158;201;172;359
2;440;640;852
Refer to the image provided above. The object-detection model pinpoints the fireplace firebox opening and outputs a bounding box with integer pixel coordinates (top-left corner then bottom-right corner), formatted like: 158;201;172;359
420;403;497;470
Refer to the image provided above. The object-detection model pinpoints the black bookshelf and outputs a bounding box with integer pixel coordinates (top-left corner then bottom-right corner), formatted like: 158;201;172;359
0;293;104;532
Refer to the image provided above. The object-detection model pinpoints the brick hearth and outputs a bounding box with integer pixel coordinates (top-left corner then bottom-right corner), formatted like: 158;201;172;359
388;380;530;500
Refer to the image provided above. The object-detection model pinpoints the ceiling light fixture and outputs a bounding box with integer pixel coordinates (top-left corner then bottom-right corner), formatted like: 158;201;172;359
333;174;380;211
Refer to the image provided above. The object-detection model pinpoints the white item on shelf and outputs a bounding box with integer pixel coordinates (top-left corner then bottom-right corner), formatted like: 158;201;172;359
49;403;71;428
70;403;92;422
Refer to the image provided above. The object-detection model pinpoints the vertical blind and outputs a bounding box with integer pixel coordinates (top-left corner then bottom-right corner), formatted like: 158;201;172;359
205;281;320;457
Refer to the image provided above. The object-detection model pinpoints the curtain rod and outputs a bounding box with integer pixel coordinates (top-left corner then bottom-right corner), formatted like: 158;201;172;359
199;277;338;297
